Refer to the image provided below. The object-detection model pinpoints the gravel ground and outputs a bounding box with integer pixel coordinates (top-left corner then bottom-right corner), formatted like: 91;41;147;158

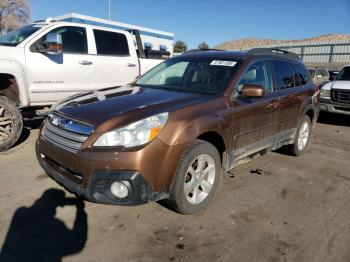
0;112;349;262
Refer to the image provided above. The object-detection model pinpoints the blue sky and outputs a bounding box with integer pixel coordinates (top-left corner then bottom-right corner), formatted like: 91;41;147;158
30;0;350;48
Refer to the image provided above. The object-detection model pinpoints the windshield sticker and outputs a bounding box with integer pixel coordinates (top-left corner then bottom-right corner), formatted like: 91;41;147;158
210;60;237;67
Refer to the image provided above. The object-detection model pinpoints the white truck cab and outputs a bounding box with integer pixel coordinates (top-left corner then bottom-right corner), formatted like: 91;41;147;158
0;14;174;151
319;65;350;115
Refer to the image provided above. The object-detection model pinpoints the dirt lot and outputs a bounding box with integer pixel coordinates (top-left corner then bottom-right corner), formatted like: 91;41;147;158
0;113;349;262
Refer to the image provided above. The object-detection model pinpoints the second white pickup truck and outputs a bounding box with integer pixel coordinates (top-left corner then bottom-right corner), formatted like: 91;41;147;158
0;14;173;151
319;65;350;115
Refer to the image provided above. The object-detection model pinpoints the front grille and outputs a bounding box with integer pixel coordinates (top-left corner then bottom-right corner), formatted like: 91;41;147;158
332;89;350;103
42;113;94;153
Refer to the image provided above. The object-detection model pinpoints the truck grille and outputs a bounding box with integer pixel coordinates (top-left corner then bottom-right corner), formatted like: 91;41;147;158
42;113;94;153
332;89;350;104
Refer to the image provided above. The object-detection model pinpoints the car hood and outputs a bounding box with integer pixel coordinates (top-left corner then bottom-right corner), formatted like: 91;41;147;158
55;85;211;128
322;80;350;91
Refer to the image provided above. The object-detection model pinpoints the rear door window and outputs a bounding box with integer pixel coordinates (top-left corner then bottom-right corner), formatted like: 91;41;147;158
293;63;310;86
93;30;129;56
273;60;295;89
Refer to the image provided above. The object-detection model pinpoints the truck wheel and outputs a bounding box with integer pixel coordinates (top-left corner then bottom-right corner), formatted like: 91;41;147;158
288;115;312;156
0;96;23;151
166;139;221;214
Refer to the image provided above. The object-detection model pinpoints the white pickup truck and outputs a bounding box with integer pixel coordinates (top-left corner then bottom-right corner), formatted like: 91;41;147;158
0;14;173;151
319;65;350;115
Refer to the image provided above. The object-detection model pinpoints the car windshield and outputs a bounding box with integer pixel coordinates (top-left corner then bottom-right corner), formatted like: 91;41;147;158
308;69;315;78
0;24;44;47
335;67;350;81
136;57;239;95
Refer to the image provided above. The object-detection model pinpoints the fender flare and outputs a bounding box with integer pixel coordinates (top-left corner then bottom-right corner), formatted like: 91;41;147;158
0;59;29;107
300;103;317;126
167;114;228;150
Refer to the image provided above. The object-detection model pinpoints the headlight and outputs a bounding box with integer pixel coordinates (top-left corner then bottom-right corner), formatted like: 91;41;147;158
320;89;331;98
94;112;168;147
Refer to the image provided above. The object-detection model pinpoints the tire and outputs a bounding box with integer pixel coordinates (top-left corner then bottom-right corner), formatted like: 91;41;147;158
288;115;312;156
166;139;221;215
0;96;23;151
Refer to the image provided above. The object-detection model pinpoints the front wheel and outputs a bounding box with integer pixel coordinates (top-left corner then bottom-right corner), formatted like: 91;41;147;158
166;140;221;215
288;115;312;156
0;96;23;151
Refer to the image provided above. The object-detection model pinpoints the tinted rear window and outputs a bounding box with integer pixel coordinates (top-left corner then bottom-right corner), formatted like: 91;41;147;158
293;63;310;86
273;60;295;89
93;30;129;56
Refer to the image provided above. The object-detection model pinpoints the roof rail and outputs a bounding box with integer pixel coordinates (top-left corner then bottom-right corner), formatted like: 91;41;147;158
34;18;56;23
248;48;300;60
185;48;223;54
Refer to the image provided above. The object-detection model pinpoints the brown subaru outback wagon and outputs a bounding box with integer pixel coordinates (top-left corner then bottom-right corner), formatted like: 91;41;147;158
36;48;319;214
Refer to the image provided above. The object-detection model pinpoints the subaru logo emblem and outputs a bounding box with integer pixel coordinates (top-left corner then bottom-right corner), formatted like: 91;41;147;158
49;114;71;130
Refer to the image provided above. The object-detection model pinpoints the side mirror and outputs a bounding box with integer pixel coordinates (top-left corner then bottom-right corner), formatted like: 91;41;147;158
240;84;265;97
40;33;63;54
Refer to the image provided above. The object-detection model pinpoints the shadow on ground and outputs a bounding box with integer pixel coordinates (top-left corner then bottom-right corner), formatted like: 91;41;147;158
11;118;44;149
0;189;88;262
317;112;350;127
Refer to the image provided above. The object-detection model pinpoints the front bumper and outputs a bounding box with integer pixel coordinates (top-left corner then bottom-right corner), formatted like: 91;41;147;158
36;140;170;205
319;98;350;115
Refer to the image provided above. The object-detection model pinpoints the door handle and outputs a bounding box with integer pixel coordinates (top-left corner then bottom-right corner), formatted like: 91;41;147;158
79;61;93;65
126;63;137;67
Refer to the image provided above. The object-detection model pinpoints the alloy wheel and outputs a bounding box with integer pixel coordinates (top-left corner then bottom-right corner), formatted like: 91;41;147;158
184;154;216;205
297;121;309;151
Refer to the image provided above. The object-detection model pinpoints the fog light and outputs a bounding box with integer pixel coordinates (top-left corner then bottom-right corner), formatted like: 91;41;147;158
110;182;128;199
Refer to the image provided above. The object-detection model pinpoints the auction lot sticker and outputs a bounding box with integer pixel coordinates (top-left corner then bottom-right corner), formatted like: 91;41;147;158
210;60;237;67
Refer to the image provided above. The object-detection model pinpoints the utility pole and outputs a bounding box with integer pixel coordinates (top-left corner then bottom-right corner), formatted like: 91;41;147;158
108;0;111;20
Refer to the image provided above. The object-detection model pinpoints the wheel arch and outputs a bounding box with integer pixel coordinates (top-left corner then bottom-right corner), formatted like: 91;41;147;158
0;58;29;106
302;105;318;126
169;117;229;164
305;108;316;122
0;73;20;105
197;131;227;164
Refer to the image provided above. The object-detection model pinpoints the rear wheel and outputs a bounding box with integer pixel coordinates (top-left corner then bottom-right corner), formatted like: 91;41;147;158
167;140;221;214
288;115;312;156
0;96;23;151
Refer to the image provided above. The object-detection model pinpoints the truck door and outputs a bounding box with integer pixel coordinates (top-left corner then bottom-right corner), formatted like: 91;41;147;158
89;29;139;88
25;26;96;104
